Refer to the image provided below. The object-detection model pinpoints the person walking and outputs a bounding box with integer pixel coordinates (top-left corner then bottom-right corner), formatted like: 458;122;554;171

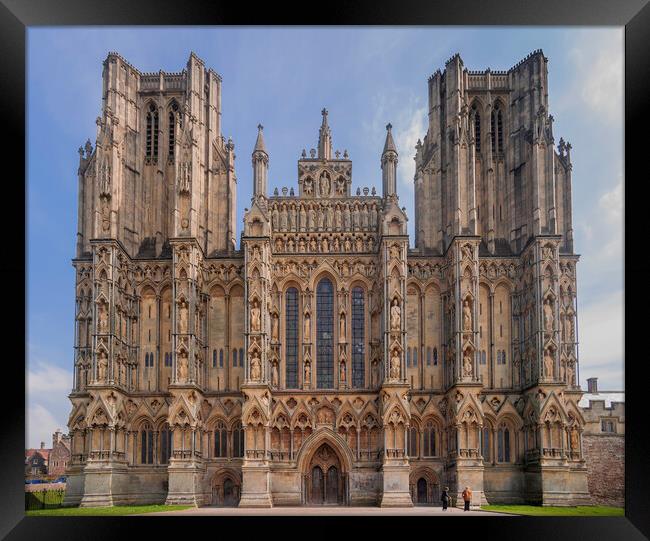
441;486;450;511
462;486;472;511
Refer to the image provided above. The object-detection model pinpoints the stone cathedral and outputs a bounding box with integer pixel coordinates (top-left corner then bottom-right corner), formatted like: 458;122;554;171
65;50;589;508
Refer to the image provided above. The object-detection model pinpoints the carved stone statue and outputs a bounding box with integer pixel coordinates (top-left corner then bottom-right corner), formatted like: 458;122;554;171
271;361;279;387
178;299;188;333
98;301;108;332
98;350;108;382
335;206;342;229
271;313;279;342
304;177;313;196
390;349;401;379
319;173;331;196
570;427;580;450
339;311;346;341
463;349;473;377
463;299;472;331
372;360;380;387
340;361;346;383
544;298;554;332
250;351;261;381
304;360;311;383
250;299;261;333
272;206;279;229
544;349;554;379
178;351;188;382
343;205;351;229
299;206;307;230
304;311;311;339
390;298;401;332
289;205;296;230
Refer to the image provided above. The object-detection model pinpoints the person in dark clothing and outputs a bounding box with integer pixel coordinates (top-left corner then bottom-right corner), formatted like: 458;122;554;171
462;486;472;511
441;487;450;511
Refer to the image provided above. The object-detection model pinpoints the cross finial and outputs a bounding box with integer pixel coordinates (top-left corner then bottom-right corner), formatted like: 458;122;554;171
257;124;263;131
386;123;392;131
322;108;328;117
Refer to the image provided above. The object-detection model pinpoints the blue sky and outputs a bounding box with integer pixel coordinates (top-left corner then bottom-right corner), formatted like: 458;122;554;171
26;27;623;448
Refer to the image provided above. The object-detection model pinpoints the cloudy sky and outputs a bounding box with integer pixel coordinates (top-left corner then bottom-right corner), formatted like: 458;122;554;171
26;27;623;448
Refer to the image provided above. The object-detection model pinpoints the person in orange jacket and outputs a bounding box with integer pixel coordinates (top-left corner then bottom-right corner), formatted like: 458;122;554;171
462;486;472;511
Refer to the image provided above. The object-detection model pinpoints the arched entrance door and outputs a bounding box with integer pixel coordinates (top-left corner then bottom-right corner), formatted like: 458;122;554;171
307;443;343;505
417;478;428;504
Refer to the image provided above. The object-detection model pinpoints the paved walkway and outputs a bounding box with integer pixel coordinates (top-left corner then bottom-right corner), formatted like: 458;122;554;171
144;506;510;516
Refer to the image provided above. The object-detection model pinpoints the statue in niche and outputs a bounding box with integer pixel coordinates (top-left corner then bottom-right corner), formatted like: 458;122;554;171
340;360;346;383
336;177;345;195
567;360;576;386
333;237;340;251
288;205;296;230
321;237;329;252
304;312;311;340
317;207;325;229
335;206;342;228
319;173;331;196
298;238;306;253
304;360;311;384
308;206;315;230
570;427;580;450
367;236;375;251
250;350;262;381
361;205;369;229
304;177;313;196
98;301;108;332
299;205;307;231
344;237;352;252
566;309;575;341
279;205;288;229
463;299;472;331
309;237;318;252
271;313;279;342
339;312;346;341
544;298;554;332
272;206;279;229
327;204;334;229
544;349;554;378
390;244;400;260
98;350;108;382
287;238;295;252
343;205;351;229
370;206;378;228
462;244;473;261
271;361;279;387
178;351;188;382
390;298;401;332
463;349;473;377
355;237;363;252
372;360;380;387
560;359;566;382
250;299;261;332
178;299;188;333
390;349;401;379
118;357;126;384
352;205;360;229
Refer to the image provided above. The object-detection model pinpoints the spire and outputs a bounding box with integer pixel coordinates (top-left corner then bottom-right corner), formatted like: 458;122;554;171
382;123;397;154
317;108;332;160
253;124;267;155
381;123;398;198
252;124;269;198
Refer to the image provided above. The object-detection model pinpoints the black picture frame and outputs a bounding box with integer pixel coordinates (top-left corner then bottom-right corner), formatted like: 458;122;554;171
2;0;647;539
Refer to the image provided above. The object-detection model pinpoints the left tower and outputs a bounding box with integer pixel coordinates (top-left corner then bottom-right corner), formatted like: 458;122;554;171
66;52;237;507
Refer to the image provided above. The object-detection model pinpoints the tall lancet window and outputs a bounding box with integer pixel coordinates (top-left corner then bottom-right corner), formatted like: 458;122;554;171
472;103;481;152
351;286;365;388
168;102;178;161
491;102;503;155
146;103;159;162
285;287;299;389
316;278;334;389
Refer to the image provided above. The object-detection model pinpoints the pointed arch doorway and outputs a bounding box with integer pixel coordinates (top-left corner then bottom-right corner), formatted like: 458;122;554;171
306;443;343;505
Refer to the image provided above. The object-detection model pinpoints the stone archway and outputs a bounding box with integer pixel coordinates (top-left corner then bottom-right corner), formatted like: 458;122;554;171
409;468;440;506
305;443;344;505
211;470;241;507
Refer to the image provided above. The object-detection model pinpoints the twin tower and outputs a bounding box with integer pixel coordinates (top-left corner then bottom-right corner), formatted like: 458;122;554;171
66;50;586;509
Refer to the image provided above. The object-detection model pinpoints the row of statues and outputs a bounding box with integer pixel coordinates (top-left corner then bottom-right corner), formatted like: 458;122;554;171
270;200;381;232
273;234;376;254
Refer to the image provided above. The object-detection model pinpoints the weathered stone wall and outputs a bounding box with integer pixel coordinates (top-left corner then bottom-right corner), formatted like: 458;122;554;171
582;434;624;507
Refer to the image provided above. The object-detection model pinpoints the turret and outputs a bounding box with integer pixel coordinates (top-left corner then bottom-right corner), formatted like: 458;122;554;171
381;123;398;198
252;124;268;199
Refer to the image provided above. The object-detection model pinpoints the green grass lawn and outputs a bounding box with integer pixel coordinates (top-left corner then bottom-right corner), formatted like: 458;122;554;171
25;504;193;516
481;504;624;516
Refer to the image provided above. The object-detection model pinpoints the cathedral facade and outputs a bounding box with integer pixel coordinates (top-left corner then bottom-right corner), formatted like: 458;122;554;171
65;50;589;508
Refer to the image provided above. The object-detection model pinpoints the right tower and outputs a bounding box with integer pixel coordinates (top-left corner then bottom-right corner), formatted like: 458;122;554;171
413;50;586;506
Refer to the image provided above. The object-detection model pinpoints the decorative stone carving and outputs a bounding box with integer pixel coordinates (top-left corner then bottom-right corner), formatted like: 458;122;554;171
339;311;346;341
570;427;580;450
319;172;330;197
390;298;401;332
178;351;188;382
544;348;554;379
271;312;279;342
463;349;473;377
178;299;188;333
340;361;346;383
97;350;108;382
544;298;554;332
463;298;472;331
390;348;401;379
250;350;262;381
271;361;279;387
250;299;261;333
304;311;311;340
304;360;311;384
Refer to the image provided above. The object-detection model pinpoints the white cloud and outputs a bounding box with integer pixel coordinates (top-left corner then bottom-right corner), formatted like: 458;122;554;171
598;177;623;224
567;30;623;123
577;289;624;388
394;106;427;192
26;360;73;448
